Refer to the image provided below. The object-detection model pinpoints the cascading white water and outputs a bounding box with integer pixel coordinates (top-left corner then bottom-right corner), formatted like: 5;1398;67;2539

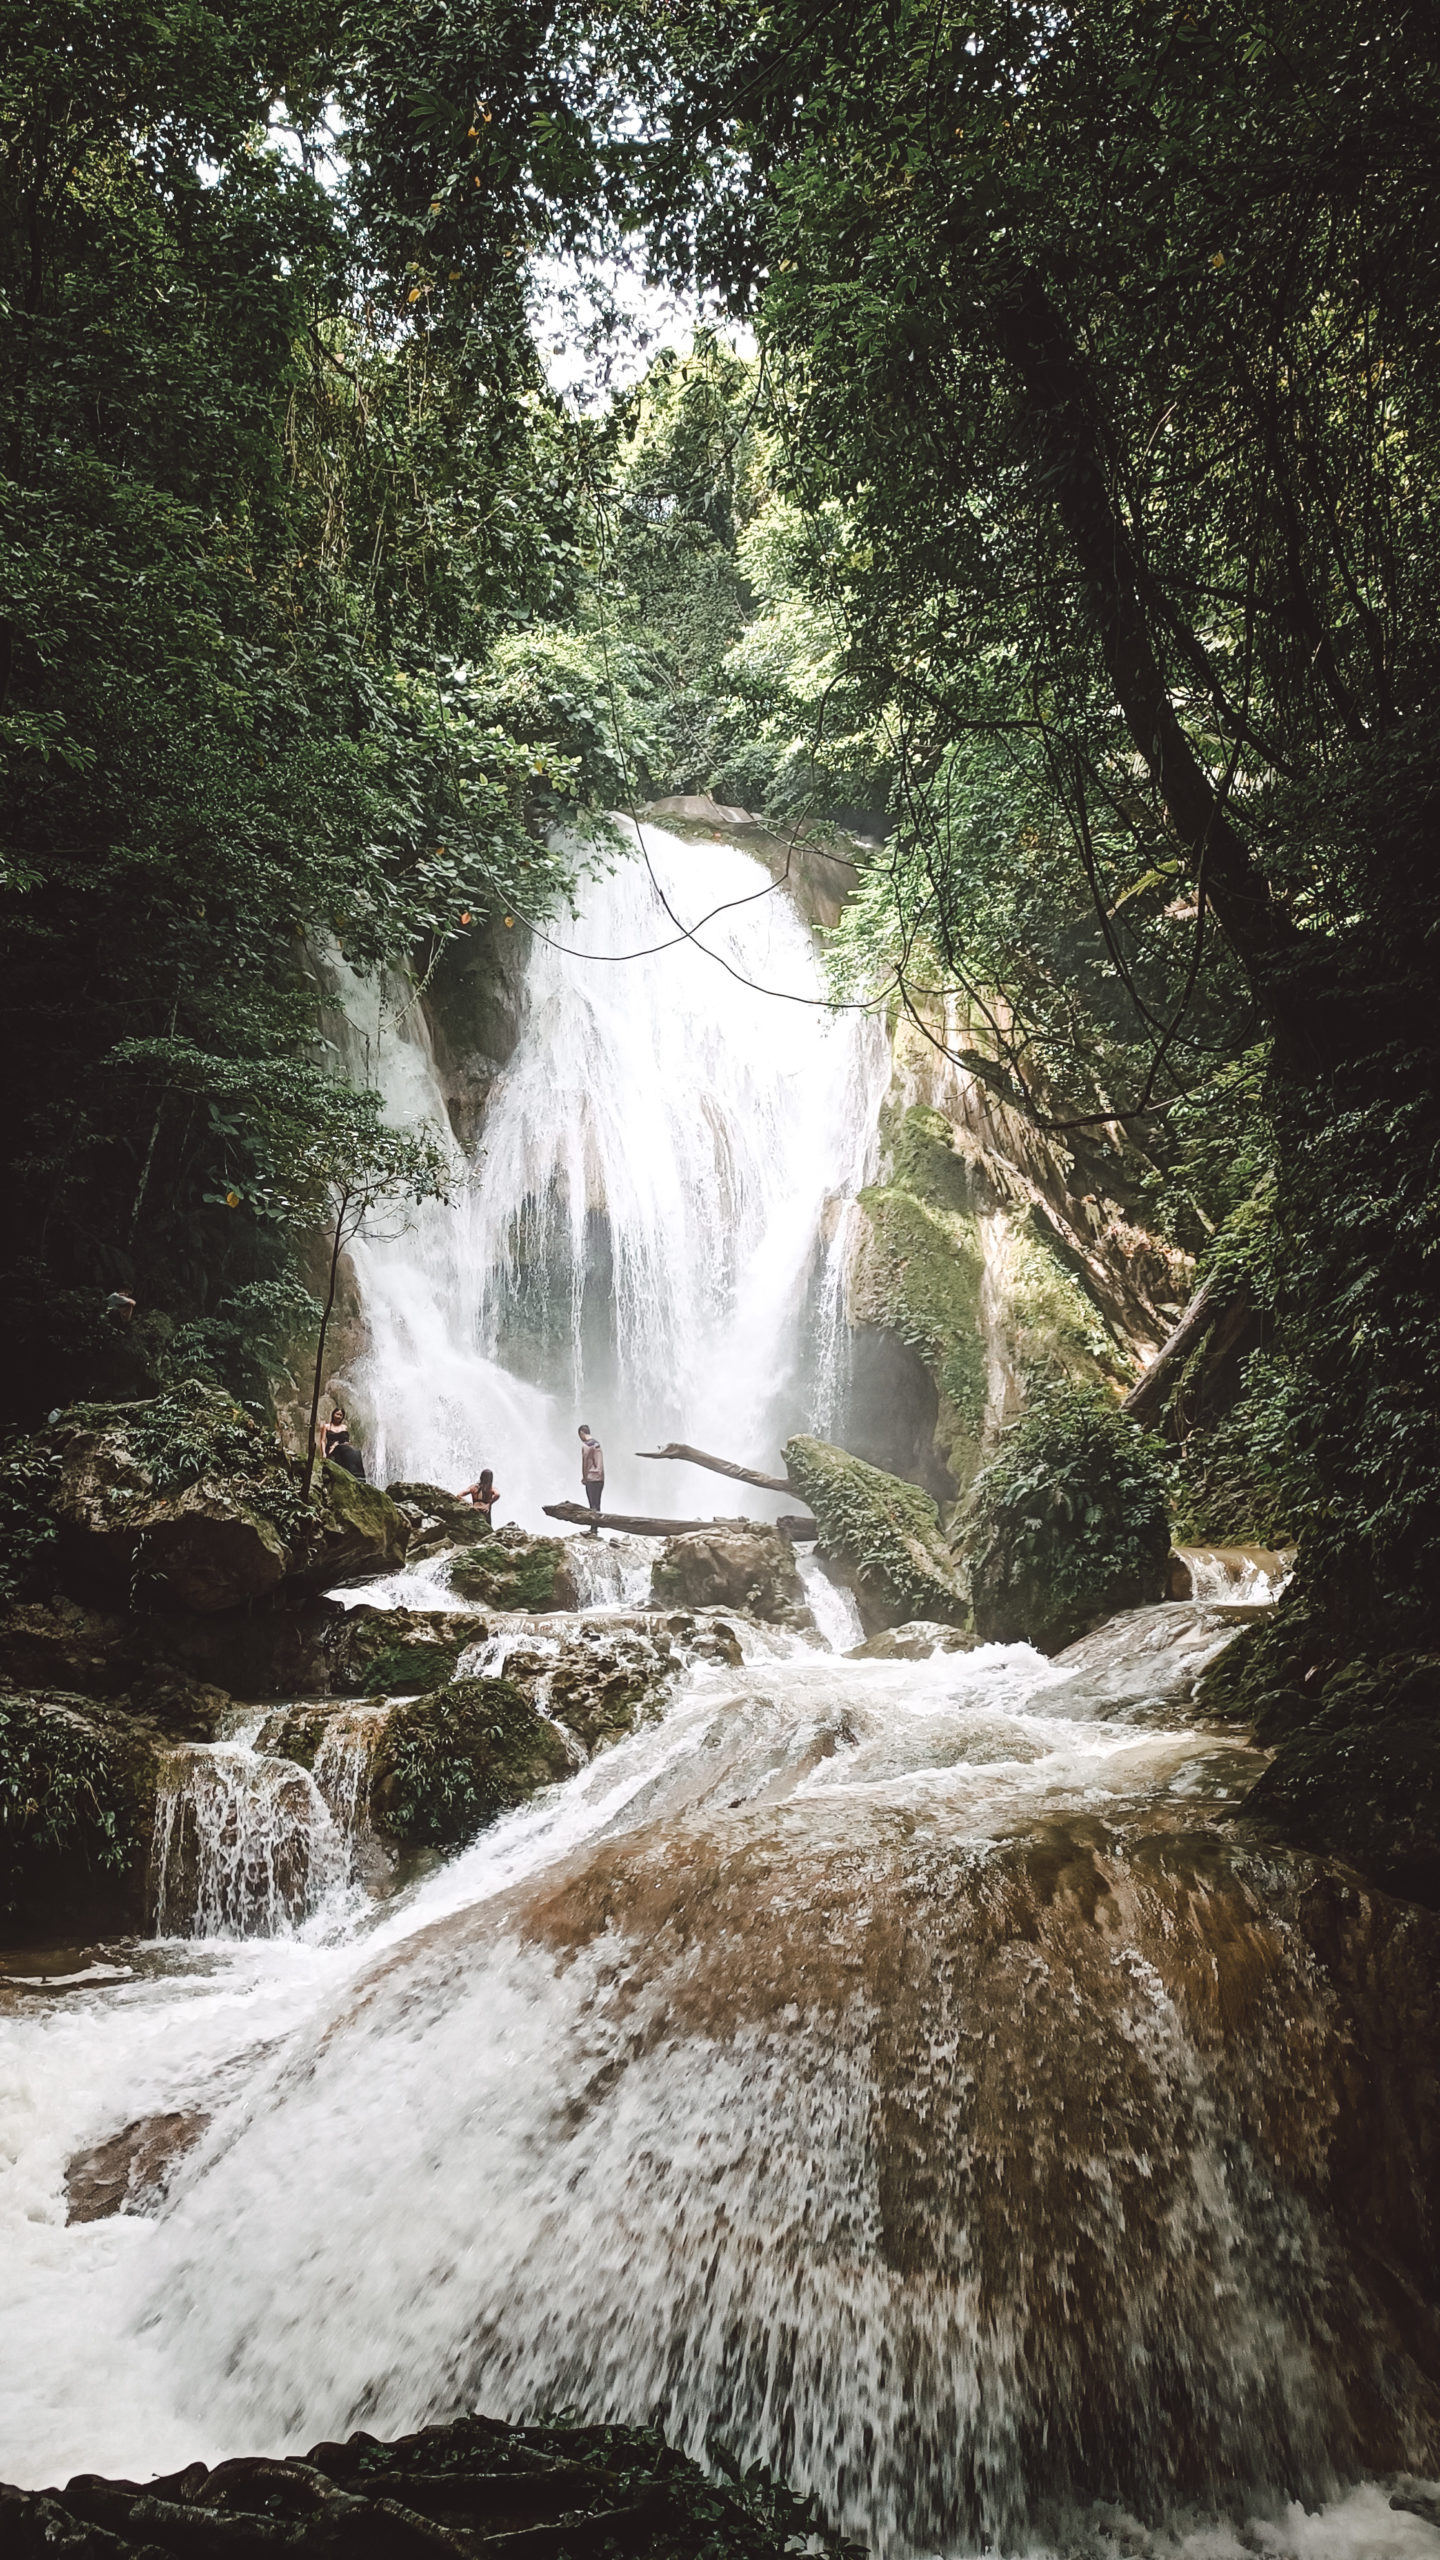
8;1607;1440;2558
332;825;888;1523
149;1712;381;1940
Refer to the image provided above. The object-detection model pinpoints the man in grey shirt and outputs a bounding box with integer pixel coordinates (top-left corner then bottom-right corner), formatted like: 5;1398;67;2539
578;1425;605;1533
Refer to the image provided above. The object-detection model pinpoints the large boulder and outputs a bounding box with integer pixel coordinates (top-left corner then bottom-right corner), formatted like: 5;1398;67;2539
327;1604;492;1698
847;1620;979;1662
385;1481;500;1548
782;1435;967;1632
19;1385;408;1615
370;1675;576;1847
960;1380;1170;1653
650;1522;814;1628
448;1525;577;1613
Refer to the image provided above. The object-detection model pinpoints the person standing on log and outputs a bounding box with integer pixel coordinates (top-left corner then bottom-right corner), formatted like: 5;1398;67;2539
578;1424;605;1534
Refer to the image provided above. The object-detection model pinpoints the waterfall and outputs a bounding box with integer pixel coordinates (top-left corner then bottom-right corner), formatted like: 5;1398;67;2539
149;1713;380;1939
333;825;888;1523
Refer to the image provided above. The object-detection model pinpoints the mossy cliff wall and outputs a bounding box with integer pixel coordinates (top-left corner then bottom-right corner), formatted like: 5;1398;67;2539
841;1011;1189;1505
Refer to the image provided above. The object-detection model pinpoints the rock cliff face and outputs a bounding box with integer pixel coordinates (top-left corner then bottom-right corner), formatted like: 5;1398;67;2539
839;1012;1192;1506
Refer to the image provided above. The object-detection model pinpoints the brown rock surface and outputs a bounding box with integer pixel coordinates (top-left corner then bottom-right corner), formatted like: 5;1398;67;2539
650;1525;814;1627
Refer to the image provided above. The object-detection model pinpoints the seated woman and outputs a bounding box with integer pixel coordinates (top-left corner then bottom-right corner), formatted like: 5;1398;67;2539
455;1467;499;1526
321;1404;367;1481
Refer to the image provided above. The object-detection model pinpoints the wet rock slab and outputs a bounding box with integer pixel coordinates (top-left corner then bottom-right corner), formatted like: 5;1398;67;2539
65;2108;211;2223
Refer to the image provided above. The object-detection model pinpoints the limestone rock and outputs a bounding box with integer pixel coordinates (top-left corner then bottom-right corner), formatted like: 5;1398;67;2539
370;1675;577;1847
650;1524;814;1627
386;1481;500;1547
505;1619;686;1753
297;1460;410;1591
847;1620;979;1661
0;1596;134;1696
783;1434;968;1632
32;1384;407;1615
0;1687;161;1924
65;2108;210;2223
448;1526;575;1613
328;1604;491;1698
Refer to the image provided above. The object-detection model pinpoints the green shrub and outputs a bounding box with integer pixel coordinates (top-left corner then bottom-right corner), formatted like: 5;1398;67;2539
370;1676;574;1847
0;1690;135;1915
963;1379;1171;1652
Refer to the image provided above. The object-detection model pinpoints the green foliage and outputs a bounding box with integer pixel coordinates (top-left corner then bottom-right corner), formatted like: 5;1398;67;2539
0;1691;131;1915
1170;1352;1296;1550
52;1378;314;1550
782;1433;966;1626
359;1640;465;1697
0;1434;61;1607
372;1675;572;1845
963;1381;1171;1653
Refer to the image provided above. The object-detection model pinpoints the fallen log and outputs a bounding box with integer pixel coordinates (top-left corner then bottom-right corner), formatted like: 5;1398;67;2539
1121;1278;1222;1428
542;1502;816;1540
635;1442;796;1495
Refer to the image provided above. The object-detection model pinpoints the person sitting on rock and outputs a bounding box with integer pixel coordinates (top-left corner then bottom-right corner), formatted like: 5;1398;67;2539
322;1406;367;1482
578;1424;605;1533
456;1467;498;1527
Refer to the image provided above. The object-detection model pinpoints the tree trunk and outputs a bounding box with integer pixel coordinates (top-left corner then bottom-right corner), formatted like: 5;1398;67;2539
301;1195;347;1502
989;262;1324;1060
543;1501;818;1539
635;1443;797;1494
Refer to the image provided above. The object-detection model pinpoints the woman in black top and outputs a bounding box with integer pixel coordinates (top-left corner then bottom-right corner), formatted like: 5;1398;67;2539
457;1467;498;1524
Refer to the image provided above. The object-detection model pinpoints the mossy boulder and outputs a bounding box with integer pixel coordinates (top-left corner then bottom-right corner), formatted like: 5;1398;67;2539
329;1605;491;1698
370;1675;576;1847
386;1481;500;1547
448;1526;574;1613
649;1524;813;1627
961;1379;1171;1654
0;1687;160;1924
782;1435;968;1632
8;1384;407;1615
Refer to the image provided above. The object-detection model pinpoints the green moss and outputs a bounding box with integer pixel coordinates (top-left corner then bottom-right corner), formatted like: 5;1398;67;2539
371;1675;574;1846
853;1161;989;1489
783;1434;968;1628
1008;1220;1124;1385
961;1379;1171;1653
0;1688;152;1916
358;1639;466;1696
449;1531;566;1612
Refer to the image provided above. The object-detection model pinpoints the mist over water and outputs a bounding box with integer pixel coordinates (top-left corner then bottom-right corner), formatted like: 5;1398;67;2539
337;824;887;1521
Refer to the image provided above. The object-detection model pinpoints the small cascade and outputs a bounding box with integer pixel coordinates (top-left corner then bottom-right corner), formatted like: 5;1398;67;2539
149;1711;384;1940
794;1546;865;1652
558;1535;654;1612
1172;1543;1294;1605
313;1705;390;1836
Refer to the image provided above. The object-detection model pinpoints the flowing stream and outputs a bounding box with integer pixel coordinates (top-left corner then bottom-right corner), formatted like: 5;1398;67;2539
3;834;1439;2558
